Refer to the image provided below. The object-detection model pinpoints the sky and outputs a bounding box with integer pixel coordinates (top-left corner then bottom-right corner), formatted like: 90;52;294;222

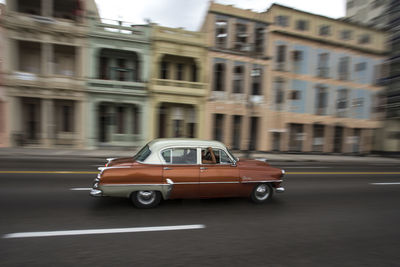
94;0;347;30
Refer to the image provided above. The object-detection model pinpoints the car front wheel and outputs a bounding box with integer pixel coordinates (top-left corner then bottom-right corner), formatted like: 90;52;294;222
131;190;161;208
250;183;273;204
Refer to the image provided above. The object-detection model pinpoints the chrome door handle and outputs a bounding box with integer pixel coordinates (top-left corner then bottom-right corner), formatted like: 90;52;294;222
200;167;208;170
163;167;172;170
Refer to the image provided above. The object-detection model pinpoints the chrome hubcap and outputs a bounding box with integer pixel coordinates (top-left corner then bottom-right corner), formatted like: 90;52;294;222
137;191;156;205
255;184;270;201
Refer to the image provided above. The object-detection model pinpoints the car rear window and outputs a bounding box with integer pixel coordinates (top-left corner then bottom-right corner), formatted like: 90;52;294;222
134;145;151;162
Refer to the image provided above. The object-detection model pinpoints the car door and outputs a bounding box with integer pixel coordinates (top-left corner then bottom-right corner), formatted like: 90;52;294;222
161;147;199;199
199;148;240;198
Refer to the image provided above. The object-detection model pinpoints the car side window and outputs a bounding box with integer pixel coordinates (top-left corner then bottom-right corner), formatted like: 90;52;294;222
161;149;171;163
201;148;232;164
213;149;233;164
162;148;197;164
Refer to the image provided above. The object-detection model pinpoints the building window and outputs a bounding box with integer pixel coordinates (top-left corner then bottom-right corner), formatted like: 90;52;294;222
277;45;286;63
338;57;350;80
290;90;301;100
319;25;331;36
274;79;284;107
295;20;309;31
235;23;248;51
248;117;258;151
191;64;197;82
355;62;367;71
117;58;126;81
317;53;329;78
358;34;371;44
187;123;195;138
275;15;289;27
232;115;241;150
337;89;348;117
213;63;225;91
132;106;140;135
116;106;126;134
173;120;183;137
215;18;228;48
251;68;262;95
99;57;109;80
292;50;303;62
160;61;169;79
176;63;184;81
315;87;328;115
213;114;224;141
340;30;352;40
62;105;72;132
255;26;265;54
233;65;244;94
276;45;286;71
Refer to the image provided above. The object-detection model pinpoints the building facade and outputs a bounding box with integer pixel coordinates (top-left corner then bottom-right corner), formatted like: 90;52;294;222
201;3;271;151
0;4;6;147
345;0;390;29
1;0;91;148
346;0;400;153
202;2;387;153
379;0;400;152
85;16;151;148
148;25;207;140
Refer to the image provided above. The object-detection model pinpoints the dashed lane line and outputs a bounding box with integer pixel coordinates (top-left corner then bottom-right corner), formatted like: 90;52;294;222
370;182;400;185
2;224;206;239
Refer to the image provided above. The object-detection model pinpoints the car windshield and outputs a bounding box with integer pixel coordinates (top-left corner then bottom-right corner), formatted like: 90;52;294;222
227;148;238;162
133;144;151;162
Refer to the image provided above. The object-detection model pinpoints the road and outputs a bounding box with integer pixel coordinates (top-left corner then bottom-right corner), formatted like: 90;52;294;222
0;157;400;266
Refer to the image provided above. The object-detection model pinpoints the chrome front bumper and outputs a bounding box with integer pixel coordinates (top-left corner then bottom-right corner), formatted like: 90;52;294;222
275;187;285;193
90;189;103;197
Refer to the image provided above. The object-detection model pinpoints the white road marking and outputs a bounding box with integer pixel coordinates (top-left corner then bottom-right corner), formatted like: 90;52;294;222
70;188;92;191
370;182;400;185
3;224;206;239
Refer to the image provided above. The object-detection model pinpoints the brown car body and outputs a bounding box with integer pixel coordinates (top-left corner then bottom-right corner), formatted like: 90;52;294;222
90;139;285;208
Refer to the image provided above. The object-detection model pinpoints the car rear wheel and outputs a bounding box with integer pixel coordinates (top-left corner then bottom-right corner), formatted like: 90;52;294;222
250;183;273;203
131;190;161;208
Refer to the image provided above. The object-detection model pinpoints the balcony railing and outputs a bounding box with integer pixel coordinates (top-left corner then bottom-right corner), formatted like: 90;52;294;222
154;79;205;89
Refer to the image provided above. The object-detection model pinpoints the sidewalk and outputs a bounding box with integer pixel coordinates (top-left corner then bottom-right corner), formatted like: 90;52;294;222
0;147;399;163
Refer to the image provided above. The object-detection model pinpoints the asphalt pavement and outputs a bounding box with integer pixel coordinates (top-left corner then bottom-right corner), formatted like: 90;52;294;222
0;158;400;266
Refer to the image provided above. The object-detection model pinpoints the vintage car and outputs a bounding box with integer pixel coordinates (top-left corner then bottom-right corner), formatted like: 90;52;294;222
90;139;285;208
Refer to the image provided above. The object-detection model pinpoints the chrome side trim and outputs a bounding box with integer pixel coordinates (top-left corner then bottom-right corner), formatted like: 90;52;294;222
100;183;173;200
241;179;283;183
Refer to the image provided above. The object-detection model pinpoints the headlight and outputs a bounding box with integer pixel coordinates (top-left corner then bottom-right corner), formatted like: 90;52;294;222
281;169;285;176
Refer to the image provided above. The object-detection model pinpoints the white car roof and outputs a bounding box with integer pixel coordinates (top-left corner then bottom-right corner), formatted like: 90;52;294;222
143;138;229;164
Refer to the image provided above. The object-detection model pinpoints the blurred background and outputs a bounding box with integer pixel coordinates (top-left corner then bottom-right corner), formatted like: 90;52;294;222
0;0;398;156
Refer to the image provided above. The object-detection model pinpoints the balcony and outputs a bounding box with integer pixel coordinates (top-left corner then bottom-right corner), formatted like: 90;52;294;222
88;79;146;95
4;71;85;92
152;79;206;97
88;18;150;42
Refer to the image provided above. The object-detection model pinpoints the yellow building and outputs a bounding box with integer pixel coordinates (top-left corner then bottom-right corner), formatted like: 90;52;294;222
201;2;387;153
148;25;207;140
